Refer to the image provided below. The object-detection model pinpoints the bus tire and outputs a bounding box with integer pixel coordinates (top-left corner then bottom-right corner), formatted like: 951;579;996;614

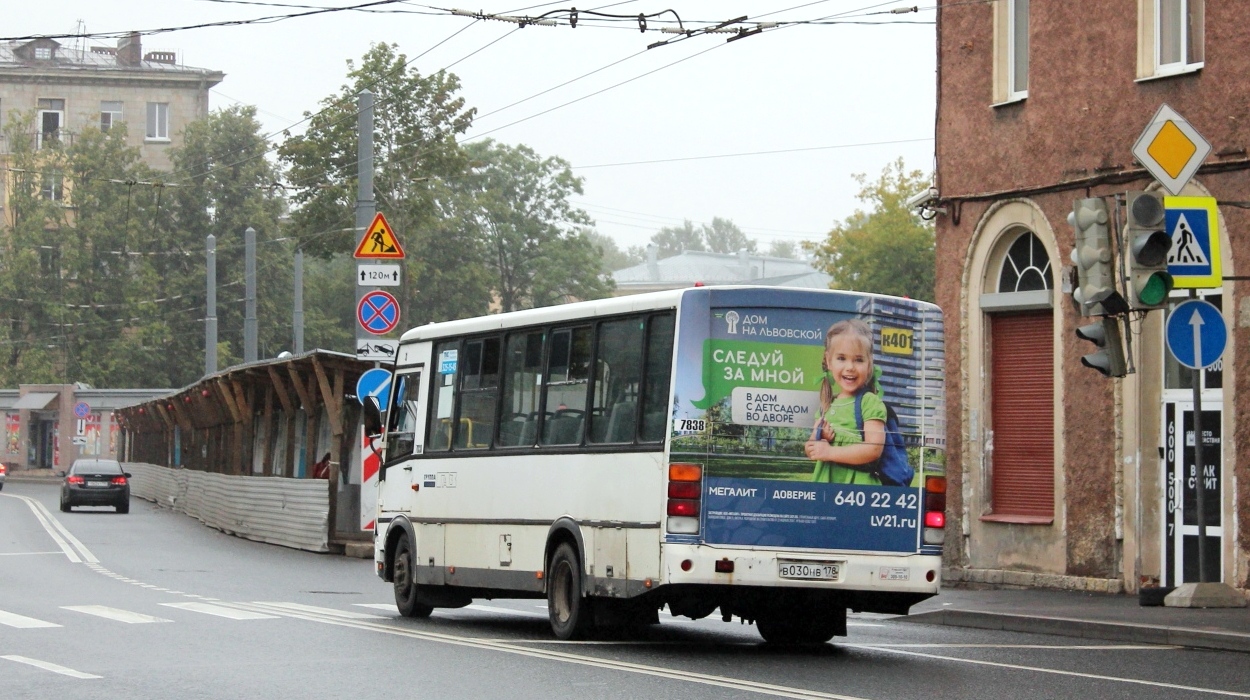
547;542;592;640
756;610;840;645
393;535;433;618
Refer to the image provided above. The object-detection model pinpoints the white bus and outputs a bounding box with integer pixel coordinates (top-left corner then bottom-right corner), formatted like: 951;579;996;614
373;286;946;642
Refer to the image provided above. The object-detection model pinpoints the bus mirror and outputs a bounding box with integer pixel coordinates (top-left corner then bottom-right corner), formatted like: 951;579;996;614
362;396;383;435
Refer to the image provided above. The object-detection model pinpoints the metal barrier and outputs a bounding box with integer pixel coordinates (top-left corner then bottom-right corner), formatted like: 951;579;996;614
127;462;330;552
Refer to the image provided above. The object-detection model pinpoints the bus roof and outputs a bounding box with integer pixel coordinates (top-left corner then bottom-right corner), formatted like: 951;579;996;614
398;286;938;344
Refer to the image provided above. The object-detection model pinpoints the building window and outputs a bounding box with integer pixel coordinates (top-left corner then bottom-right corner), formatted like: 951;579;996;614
1008;0;1028;99
34;46;52;60
100;101;123;131
1140;0;1203;78
998;232;1051;293
36;98;64;149
1158;0;1204;71
145;102;169;141
993;0;1028;103
983;226;1055;522
41;174;63;202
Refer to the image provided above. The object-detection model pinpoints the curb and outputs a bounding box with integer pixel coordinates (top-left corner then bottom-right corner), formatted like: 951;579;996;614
902;609;1250;654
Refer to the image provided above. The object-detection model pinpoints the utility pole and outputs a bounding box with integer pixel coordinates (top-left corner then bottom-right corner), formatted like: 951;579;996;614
205;234;217;376
293;249;304;354
244;226;258;363
355;89;375;349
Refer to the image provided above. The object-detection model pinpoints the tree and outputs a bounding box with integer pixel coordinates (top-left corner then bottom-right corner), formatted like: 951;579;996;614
166;105;290;383
804;158;935;302
584;230;641;273
766;239;800;259
650;220;704;258
278;42;489;325
460;140;613;311
702;217;756;254
0;113;166;387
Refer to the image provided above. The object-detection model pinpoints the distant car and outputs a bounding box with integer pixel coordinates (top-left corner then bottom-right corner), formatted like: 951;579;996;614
60;459;130;513
0;463;6;490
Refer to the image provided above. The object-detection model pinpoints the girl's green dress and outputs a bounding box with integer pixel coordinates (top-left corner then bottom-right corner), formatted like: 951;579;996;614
811;392;886;484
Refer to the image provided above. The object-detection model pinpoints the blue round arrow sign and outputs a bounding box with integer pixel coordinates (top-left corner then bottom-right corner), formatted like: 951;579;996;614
1165;299;1226;369
357;290;400;335
355;368;393;408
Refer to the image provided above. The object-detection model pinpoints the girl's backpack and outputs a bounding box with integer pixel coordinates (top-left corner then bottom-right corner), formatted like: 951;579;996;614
854;393;914;488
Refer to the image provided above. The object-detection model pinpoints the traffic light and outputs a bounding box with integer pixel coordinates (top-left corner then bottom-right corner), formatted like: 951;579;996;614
1124;191;1174;310
1075;317;1127;378
1068;197;1126;316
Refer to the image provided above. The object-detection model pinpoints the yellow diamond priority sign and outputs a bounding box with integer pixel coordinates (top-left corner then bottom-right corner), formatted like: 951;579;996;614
1133;104;1211;196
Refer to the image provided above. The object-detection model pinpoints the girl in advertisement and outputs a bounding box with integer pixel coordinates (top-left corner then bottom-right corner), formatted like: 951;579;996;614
804;319;886;484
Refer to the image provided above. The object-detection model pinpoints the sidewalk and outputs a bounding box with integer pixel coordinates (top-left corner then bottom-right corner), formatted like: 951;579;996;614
905;585;1250;653
6;468;61;482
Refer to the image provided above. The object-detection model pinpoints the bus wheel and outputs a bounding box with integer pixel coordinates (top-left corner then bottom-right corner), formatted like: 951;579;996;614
756;610;840;645
547;543;592;640
393;535;433;618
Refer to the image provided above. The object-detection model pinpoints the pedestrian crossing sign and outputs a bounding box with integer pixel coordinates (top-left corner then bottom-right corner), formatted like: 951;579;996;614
1164;196;1221;289
353;213;405;259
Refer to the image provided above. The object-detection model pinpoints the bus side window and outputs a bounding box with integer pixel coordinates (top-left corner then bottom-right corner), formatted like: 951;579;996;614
499;331;545;447
639;313;675;442
589;317;643;444
455;336;500;450
541;326;591;446
428;341;459;452
387;372;421;460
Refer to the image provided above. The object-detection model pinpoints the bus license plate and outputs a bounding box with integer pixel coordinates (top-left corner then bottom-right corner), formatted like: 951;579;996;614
778;561;841;581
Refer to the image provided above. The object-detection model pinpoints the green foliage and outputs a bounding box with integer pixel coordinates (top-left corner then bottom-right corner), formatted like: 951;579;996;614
702;217;756;255
647;217;759;259
584;230;642;273
0;106;290;389
278;42;487;325
649;220;705;258
166;105;290;381
804;158;935;302
460;140;613;311
766;239;800;259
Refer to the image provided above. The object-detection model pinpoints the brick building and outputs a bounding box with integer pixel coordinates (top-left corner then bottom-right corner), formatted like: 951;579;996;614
932;0;1247;593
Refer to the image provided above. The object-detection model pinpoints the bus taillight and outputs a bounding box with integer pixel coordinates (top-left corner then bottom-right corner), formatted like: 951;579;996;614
666;463;703;535
667;499;700;517
923;475;946;546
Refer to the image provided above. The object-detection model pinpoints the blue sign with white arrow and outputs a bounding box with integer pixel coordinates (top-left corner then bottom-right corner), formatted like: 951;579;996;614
355;368;393;408
1165;299;1226;370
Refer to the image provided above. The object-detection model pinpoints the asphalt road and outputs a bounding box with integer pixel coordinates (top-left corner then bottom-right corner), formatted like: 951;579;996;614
2;481;1249;700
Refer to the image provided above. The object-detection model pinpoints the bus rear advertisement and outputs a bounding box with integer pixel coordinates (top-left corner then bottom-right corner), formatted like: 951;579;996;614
372;286;946;643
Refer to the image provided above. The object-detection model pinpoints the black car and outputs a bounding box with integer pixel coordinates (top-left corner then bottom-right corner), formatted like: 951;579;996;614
60;459;130;513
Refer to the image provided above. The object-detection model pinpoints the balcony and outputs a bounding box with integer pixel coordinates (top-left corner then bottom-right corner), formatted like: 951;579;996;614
0;131;78;154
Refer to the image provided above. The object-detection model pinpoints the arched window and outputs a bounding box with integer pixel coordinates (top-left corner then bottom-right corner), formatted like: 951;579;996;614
998;232;1052;293
985;229;1055;522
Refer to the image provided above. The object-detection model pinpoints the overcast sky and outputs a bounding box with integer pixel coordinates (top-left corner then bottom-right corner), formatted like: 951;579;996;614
11;1;937;253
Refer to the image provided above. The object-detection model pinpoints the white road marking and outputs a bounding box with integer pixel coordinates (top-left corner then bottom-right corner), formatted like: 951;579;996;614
1;655;101;679
61;605;172;624
841;644;1250;697
32;497;99;563
462;604;547;618
254;602;385;619
161;602;279;620
233;600;1250;699
231;601;869;700
354;603;397;611
3;494;80;562
0;610;62;629
854;643;1176;650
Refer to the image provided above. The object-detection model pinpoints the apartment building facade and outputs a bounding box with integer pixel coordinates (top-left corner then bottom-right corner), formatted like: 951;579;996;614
932;0;1247;594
